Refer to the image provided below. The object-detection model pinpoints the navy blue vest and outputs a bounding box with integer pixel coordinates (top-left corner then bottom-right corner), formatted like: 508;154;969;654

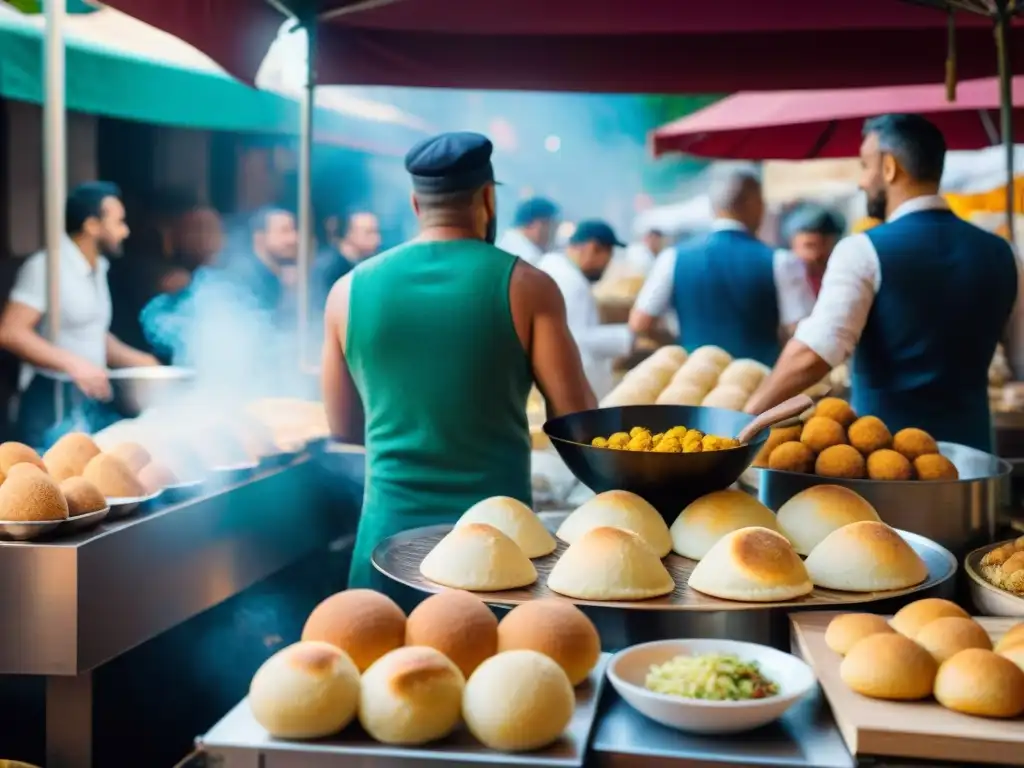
672;229;781;367
854;210;1017;452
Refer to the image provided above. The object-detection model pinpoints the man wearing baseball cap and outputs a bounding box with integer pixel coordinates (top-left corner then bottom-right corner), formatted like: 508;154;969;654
538;219;634;397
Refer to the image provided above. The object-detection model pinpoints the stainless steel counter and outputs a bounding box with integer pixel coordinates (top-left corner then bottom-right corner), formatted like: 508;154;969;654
0;455;341;768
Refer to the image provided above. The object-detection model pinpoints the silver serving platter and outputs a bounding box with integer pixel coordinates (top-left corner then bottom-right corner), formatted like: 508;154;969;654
965;539;1024;617
0;519;62;541
55;506;110;535
106;489;163;519
199;654;609;767
162;479;205;501
373;519;957;612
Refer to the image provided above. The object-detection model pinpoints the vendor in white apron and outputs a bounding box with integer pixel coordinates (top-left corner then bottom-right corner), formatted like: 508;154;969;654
539;220;633;399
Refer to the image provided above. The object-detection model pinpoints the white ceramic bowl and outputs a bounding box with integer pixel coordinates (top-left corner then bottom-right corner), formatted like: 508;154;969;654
606;638;817;734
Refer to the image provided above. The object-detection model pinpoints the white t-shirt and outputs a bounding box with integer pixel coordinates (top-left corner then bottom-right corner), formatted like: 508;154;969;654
9;236;111;389
496;229;544;266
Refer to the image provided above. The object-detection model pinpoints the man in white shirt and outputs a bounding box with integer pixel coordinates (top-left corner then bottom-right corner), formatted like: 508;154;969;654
747;114;1020;452
628;170;815;366
621;227;667;277
497;197;558;266
0;182;159;446
539;220;633;398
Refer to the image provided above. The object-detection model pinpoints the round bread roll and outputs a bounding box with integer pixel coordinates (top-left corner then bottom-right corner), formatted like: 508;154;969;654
137;462;179;495
717;359;770;393
557;490;671;558
775;485;881;556
0;467;68;522
249;641;360;739
687;527;812;602
673;360;721;392
497;599;601;686
645;344;688;370
998;642;1024;671
0;441;46;474
106;442;153;474
701;384;750;411
405;590;497;677
840;633;936;700
890;598;970;638
463;650;574;752
82;453;145;498
59;477;108;517
915;617;992;664
669;490;778;561
686;345;732;372
456;496;556;558
420;523;537;591
302;589;406;672
995;622;1024;653
43;432;101;481
601;378;663;407
547;526;674;601
655;381;708;406
934;648;1024;718
825;613;895;656
803;521;927;592
359;646;464;745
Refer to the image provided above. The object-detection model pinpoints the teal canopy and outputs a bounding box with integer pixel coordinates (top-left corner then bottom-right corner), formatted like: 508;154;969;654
0;8;425;154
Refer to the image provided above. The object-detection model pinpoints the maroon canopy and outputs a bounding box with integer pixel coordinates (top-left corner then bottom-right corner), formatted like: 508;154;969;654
652;76;1024;159
104;0;1024;92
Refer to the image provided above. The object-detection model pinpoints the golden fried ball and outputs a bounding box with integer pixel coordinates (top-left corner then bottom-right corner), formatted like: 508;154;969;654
983;542;1021;567
651;433;664;445
629;427;651;439
753;424;803;468
913;453;959;481
813;397;857;428
591;437;608;448
653;437;682;453
848;416;892;456
665;426;688;439
815;444;867;479
800;416;848;453
607;432;630;449
626;434;653;452
892;428;939;461
866;449;914;481
681;437;703;454
768;441;816;473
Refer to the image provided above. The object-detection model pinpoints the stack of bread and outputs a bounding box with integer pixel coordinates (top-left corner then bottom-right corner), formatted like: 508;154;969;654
250;588;601;750
0;438;109;524
829;599;1024;719
977;535;1024;596
754;397;959;482
602;345;689;407
45;431;174;498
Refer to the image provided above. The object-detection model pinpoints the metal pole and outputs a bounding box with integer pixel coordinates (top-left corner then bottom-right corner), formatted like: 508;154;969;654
44;0;67;422
297;21;316;370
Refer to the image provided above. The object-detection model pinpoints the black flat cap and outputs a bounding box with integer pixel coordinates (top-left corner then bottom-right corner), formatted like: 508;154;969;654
404;131;496;195
513;197;559;226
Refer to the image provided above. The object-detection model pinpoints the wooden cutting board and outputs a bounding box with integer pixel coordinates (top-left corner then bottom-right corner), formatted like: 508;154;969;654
791;611;1024;765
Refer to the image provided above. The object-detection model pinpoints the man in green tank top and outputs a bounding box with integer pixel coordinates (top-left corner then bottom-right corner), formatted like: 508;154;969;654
321;132;597;590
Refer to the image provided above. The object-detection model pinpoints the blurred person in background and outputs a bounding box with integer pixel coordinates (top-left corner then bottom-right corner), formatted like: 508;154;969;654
313;211;381;310
782;203;846;300
622;226;667;277
222;206;300;321
747;114;1020;452
629;169;814;367
497;196;559;265
0;182;159;447
539;220;635;398
321;132;595;591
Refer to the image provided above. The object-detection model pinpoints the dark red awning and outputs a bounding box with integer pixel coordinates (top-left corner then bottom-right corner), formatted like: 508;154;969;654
652;76;1024;159
103;0;1024;93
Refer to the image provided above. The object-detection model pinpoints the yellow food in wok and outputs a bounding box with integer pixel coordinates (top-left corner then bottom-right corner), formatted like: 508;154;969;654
590;426;740;453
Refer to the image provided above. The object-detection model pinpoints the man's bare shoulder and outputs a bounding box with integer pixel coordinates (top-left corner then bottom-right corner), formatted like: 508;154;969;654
325;271;354;322
511;258;561;306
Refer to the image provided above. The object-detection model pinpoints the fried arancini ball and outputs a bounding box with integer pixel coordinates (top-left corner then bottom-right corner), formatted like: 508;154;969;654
892;428;939;461
626;433;653;452
607;432;630;449
913;453;959;481
753;424;803;468
768;441;815;473
653;436;682;453
813;397;857;428
983;542;1021;567
848;416;893;456
866;449;914;481
815;444;867;479
801;416;848;453
591;436;608;448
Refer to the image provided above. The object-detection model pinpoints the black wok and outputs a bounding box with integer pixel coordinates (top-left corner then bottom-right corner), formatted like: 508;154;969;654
544;404;769;523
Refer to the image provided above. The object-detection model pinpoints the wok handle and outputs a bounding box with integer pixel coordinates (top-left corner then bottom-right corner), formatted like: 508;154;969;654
737;394;814;445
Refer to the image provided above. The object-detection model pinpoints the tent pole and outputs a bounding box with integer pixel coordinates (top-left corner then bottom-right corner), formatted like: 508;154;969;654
996;0;1016;243
44;0;67;424
297;20;316;371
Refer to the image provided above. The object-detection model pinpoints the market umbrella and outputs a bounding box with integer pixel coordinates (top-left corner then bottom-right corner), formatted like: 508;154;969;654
651;76;1023;159
101;0;1024;92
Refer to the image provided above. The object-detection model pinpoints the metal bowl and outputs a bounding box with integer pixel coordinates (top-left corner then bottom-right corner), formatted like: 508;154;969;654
106;490;163;519
756;441;1011;555
0;519;62;541
544;405;769;521
108;366;195;417
965;539;1024;617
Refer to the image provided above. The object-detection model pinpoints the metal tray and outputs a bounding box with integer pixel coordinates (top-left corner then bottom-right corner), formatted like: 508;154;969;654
162;479;205;501
965;539;1024;617
55;506;110;535
106;490;163;519
373;520;957;612
0;519;62;541
198;654;610;768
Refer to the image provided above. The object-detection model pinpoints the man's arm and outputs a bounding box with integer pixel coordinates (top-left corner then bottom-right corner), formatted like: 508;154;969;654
1002;245;1024;379
106;334;159;368
628;248;675;335
517;267;597;418
321;273;365;443
745;234;880;414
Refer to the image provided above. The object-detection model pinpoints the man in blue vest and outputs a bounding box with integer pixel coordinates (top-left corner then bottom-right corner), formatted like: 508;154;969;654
629;169;813;367
746;114;1022;452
